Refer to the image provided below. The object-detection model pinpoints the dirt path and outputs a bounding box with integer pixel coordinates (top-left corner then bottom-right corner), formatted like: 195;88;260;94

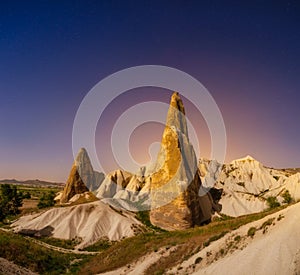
0;228;99;255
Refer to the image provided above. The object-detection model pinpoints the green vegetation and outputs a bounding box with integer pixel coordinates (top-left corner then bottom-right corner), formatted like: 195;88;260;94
22;191;31;199
15;185;61;200
83;239;112;252
281;190;293;204
0;184;23;221
135;211;165;232
38;191;56;209
266;196;280;209
247;227;256;237
0;230;89;274
260;218;275;230
234;235;241;242
273;175;280;181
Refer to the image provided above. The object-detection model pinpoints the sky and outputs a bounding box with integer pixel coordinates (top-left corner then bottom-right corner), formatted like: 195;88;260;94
0;1;300;182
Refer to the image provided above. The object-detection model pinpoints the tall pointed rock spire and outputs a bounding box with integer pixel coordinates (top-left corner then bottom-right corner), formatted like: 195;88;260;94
150;92;214;230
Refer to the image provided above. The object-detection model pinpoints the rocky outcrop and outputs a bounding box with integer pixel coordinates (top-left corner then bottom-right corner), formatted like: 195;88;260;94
149;92;219;230
96;168;152;212
60;163;89;204
60;148;104;203
74;148;104;191
200;156;300;217
96;169;133;198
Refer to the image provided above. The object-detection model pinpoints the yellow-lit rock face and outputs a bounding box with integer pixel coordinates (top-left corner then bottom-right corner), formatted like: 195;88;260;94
150;92;212;231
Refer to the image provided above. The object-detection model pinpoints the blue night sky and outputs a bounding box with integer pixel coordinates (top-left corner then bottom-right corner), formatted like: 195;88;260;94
0;1;299;181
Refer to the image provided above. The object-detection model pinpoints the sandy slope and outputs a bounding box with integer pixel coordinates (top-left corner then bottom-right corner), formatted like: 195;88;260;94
12;201;144;249
167;202;300;275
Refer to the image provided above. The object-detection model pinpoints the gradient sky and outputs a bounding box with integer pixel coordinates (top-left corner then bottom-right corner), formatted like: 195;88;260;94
1;1;300;182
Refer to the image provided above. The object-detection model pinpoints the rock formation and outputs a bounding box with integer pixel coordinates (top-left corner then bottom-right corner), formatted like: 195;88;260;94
74;148;104;191
60;148;104;203
200;156;300;217
149;92;219;230
95;166;152;212
96;169;133;198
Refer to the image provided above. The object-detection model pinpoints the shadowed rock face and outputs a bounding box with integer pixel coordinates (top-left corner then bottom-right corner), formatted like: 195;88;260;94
60;162;89;203
150;92;215;230
75;148;104;192
60;148;104;203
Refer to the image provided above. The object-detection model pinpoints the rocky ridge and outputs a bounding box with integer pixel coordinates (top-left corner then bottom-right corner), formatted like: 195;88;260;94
199;156;300;216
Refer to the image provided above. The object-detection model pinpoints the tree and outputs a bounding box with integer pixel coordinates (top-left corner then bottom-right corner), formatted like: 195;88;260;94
0;184;23;221
38;191;56;209
266;196;280;209
282;190;292;204
23;191;31;199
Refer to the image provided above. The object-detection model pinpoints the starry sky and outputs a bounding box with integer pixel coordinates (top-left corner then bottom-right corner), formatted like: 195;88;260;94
1;1;300;181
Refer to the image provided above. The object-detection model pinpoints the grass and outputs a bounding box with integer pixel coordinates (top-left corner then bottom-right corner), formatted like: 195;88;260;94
0;230;90;274
203;231;228;247
16;185;61;200
135;211;165;232
78;206;288;274
83;239;113;252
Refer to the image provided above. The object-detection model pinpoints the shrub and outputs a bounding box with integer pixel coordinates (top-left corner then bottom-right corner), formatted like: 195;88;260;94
247;227;256;238
277;214;284;221
38;191;56;209
260;218;275;230
23;192;31;199
281;190;292;204
266;196;280;209
234;235;241;242
195;257;202;264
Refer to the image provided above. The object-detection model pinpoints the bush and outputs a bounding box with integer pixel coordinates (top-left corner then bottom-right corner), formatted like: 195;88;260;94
38;191;56;209
281;190;292;204
266;196;280;209
23;191;31;199
247;227;256;238
234;235;241;242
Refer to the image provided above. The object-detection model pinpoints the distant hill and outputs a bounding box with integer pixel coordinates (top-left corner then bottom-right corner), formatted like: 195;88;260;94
277;168;300;175
0;179;64;188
